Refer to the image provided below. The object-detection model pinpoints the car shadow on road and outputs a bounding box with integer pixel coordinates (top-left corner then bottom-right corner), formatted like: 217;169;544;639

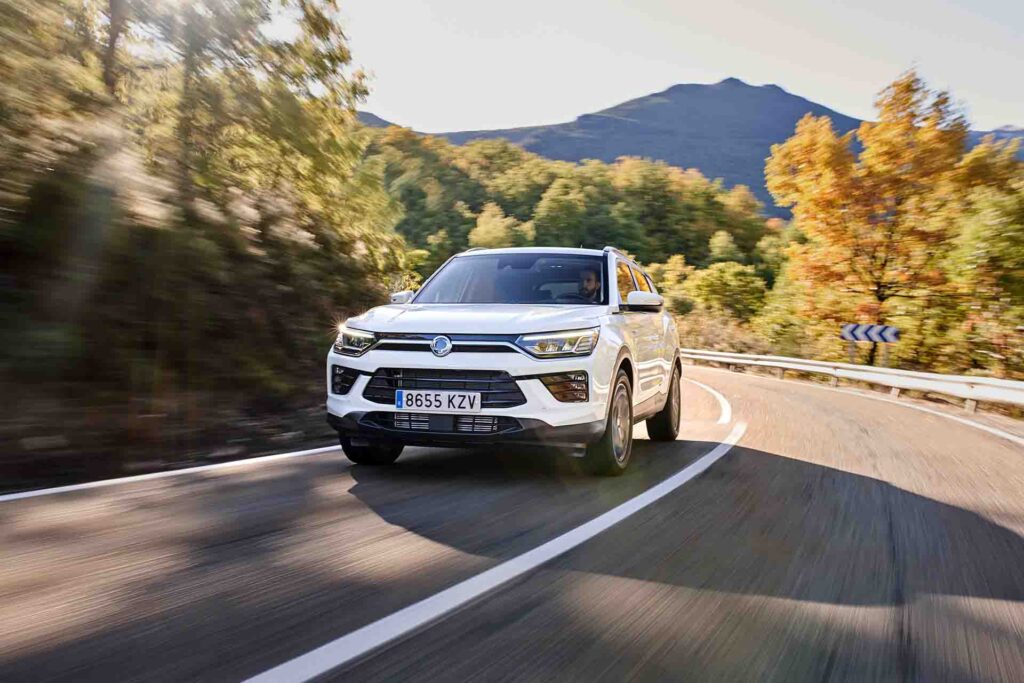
347;440;1024;607
340;440;1024;681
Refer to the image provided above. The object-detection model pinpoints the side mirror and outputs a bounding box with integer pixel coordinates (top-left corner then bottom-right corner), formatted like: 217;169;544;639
390;290;414;305
625;290;664;311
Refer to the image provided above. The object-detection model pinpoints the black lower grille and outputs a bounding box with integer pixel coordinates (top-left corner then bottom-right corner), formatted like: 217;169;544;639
362;369;526;408
364;412;519;434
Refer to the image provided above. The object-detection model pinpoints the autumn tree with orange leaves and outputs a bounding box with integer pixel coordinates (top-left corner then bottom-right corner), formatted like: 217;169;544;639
766;71;1018;365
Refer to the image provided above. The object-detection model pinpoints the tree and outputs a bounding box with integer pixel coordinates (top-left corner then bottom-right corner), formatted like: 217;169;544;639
531;162;644;250
708;230;743;263
765;70;1011;364
683;262;766;321
945;179;1024;377
468;202;534;248
646;255;694;314
2;0;409;404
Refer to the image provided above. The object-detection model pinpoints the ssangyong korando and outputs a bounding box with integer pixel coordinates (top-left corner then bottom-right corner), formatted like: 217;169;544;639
326;247;682;475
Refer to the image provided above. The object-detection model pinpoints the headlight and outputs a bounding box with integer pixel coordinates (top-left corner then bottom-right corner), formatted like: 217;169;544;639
515;327;600;358
334;324;375;356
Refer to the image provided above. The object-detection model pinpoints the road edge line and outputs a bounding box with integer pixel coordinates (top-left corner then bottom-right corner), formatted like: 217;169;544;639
683;377;732;424
695;365;1024;448
0;444;340;503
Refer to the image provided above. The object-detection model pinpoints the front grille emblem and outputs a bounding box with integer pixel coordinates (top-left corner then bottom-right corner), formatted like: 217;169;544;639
430;335;453;357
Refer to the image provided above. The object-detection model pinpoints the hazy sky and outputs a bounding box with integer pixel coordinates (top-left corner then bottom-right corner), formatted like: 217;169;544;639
333;0;1022;132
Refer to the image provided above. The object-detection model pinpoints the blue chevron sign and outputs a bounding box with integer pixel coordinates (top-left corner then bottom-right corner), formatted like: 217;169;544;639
841;324;900;343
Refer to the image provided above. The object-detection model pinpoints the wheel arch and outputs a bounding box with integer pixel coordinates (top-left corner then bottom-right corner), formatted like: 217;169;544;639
613;347;636;390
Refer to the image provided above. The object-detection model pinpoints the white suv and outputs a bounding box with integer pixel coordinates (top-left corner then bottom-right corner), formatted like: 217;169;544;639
326;247;682;475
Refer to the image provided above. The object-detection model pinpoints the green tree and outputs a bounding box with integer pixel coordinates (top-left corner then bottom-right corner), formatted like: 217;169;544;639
468;202;535;248
646;255;694;314
708;230;743;263
945;179;1024;377
683;262;767;321
2;0;408;403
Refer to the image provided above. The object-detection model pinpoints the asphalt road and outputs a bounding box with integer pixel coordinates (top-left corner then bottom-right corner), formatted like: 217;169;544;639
2;367;1022;682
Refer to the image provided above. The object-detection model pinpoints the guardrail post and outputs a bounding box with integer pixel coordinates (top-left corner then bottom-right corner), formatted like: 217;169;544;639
890;387;901;399
774;368;785;379
965;398;978;413
829;376;839;387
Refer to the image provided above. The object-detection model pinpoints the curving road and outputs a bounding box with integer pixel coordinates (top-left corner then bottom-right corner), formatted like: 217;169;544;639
2;367;1023;682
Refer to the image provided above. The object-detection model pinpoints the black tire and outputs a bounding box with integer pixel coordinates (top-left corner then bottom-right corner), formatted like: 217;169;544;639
646;365;681;442
339;437;403;466
584;369;633;476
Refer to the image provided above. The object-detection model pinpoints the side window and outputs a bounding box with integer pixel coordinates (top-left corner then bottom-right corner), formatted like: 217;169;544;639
631;265;651;293
616;260;637;303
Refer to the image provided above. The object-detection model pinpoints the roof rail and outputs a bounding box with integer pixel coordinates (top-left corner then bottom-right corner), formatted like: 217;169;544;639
461;247;487;253
602;245;625;257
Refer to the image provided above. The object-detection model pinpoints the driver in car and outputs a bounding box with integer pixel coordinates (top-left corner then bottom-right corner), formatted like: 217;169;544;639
578;267;601;303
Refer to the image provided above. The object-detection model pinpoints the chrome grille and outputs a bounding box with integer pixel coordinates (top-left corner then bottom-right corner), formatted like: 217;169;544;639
455;415;502;433
362;412;520;434
392;413;431;431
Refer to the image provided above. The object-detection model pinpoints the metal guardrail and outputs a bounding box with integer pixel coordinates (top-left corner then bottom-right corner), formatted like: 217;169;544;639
680;349;1024;410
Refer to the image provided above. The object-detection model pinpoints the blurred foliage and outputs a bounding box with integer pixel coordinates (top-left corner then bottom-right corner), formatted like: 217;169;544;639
1;0;407;408
708;230;743;263
646;254;694;315
683;262;767;321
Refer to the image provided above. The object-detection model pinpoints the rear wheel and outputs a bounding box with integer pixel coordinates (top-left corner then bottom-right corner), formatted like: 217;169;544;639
584;369;633;476
339;438;403;466
646;365;681;441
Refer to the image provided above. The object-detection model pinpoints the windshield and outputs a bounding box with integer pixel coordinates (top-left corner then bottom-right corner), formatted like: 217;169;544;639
414;253;608;305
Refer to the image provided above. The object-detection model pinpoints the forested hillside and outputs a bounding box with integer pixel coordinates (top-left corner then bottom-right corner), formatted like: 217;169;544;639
362;78;1024;218
366;129;767;277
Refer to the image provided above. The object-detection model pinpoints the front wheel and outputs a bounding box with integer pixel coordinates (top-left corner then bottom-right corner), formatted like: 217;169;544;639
340;437;403;466
646;365;681;441
584;369;633;476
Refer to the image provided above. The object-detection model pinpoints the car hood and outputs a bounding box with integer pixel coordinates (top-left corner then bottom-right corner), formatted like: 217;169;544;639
346;304;608;335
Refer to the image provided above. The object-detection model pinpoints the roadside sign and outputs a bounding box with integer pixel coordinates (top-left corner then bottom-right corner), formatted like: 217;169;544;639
840;324;899;343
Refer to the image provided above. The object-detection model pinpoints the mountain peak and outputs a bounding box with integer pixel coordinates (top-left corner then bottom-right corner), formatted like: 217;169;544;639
716;76;748;87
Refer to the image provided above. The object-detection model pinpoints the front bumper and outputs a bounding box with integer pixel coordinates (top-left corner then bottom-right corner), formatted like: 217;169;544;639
325;344;619;447
327;411;605;447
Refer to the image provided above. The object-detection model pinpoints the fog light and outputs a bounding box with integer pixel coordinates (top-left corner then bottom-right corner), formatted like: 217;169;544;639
332;365;359;395
540;371;589;402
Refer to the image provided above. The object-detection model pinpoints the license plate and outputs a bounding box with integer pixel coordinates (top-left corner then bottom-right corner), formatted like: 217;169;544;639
395;389;482;413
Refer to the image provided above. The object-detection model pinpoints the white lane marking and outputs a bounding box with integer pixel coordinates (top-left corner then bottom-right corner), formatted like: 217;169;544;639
246;419;748;683
696;366;1024;448
0;444;340;504
683;377;732;425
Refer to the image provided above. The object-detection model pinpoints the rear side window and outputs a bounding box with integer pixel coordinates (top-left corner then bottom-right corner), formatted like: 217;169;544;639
631;265;651;293
616;261;636;303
